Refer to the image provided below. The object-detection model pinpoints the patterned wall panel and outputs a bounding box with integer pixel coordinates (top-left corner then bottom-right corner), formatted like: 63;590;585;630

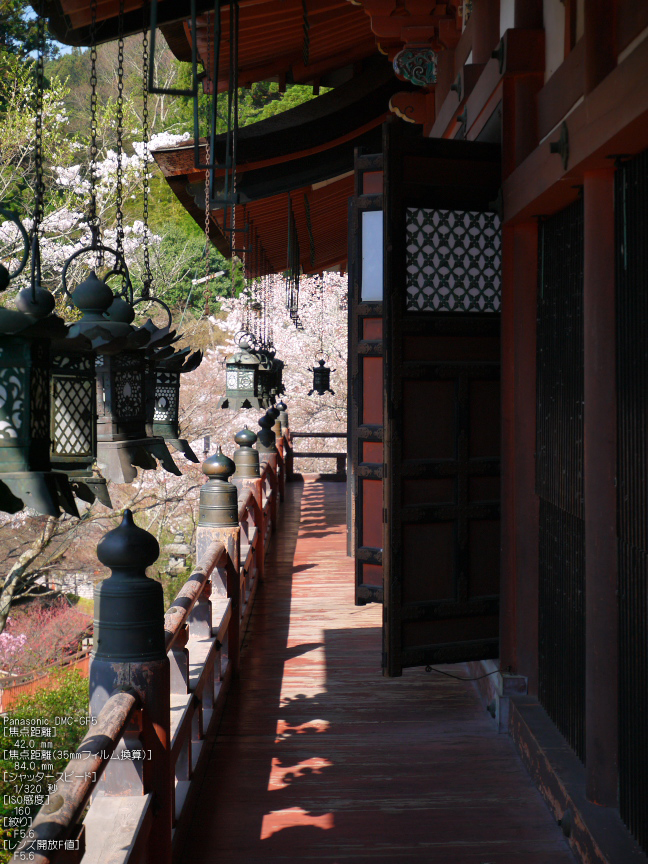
406;208;501;312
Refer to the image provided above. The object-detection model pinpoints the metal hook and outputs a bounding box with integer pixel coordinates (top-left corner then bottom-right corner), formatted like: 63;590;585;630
0;207;30;285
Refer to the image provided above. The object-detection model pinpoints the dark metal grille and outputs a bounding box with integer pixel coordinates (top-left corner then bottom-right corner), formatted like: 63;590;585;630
616;148;648;852
536;198;586;762
538;499;585;760
405;208;501;312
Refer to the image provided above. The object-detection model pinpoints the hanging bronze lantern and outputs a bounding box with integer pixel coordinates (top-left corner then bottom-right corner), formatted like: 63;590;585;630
146;344;203;462
218;334;265;410
255;345;275;407
267;347;285;401
308;359;335;396
49;334;111;508
62;248;180;485
0;245;79;517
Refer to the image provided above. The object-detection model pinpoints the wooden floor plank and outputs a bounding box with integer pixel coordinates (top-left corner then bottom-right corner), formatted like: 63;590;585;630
179;477;575;864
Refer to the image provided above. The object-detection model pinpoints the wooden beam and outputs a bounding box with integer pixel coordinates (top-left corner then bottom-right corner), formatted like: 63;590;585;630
503;32;648;224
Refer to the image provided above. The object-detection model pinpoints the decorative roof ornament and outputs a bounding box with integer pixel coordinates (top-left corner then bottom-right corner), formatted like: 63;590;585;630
392;44;438;88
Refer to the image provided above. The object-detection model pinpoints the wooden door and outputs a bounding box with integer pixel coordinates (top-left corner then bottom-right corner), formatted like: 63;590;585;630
383;121;502;675
347;149;384;604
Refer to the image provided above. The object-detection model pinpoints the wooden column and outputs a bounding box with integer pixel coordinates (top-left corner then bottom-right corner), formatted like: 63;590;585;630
472;0;501;65
514;0;542;29
583;168;618;807
500;221;539;691
435;48;455;120
584;0;617;94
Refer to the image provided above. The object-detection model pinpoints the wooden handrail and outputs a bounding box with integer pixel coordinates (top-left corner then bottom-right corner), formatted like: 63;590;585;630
164;541;227;652
290;431;347;438
237;488;254;523
292;451;347;458
15;690;139;863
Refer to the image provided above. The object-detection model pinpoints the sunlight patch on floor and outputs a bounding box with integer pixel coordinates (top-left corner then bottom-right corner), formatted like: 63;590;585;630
267;756;334;790
260;808;335;839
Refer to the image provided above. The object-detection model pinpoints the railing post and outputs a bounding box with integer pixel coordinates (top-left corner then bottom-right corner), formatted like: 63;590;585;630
267;405;284;499
256;412;277;455
196;447;241;670
277;402;293;481
256;414;279;532
276;437;286;501
232;426;264;579
90;510;172;864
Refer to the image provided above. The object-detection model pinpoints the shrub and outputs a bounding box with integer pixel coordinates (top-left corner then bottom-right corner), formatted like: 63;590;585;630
0;669;89;862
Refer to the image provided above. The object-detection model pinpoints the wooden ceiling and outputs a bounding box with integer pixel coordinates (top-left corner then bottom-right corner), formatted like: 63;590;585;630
152;61;399;273
40;0;377;90
44;0;386;273
188;0;376;92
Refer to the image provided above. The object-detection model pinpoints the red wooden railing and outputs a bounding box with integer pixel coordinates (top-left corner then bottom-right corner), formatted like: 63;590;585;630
14;435;289;864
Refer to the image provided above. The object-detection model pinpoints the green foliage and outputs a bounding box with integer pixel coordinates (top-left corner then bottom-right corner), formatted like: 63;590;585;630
0;669;89;862
143;224;237;311
0;1;60;60
1;34;327;317
170;77;330;137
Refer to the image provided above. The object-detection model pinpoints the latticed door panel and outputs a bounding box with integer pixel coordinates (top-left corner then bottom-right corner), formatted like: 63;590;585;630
383;122;502;676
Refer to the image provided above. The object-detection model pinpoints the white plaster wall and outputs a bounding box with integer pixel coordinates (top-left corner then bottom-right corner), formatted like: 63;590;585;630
543;0;566;81
500;0;515;37
576;0;585;42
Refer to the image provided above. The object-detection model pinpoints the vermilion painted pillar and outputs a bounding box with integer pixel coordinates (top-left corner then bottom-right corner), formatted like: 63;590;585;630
583;169;618;807
584;0;617;94
514;0;542;29
500;221;539;692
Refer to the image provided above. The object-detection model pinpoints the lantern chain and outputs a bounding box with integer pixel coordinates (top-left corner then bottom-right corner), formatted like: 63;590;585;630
320;278;325;357
88;0;99;252
115;0;126;268
32;3;46;238
141;26;152;299
204;12;212;317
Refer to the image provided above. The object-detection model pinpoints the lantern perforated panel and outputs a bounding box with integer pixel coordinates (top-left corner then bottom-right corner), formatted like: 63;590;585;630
0;367;24;438
153;372;178;422
30;350;49;440
238;370;255;390
114;354;144;420
52;379;94;457
51;354;94;458
405;208;501;312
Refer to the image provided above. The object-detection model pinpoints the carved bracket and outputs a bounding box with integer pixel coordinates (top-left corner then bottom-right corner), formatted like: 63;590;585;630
389;90;435;124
